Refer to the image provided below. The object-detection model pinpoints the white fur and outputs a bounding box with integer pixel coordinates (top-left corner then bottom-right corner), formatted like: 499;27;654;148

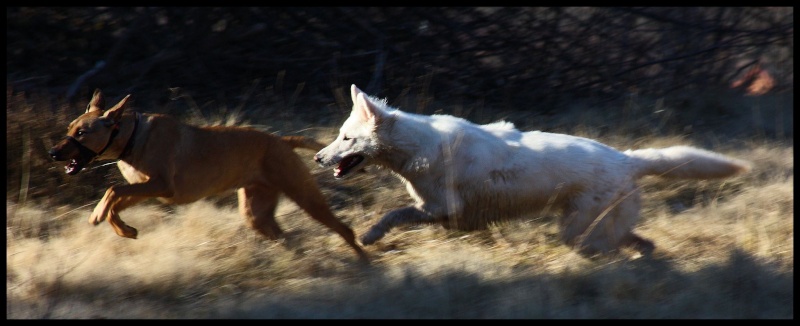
315;85;751;256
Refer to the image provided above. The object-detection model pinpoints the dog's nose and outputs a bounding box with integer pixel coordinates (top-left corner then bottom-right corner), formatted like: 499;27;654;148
313;154;322;163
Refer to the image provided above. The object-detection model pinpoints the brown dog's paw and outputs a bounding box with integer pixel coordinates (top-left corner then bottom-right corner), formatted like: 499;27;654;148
112;223;138;239
124;225;139;239
89;207;107;225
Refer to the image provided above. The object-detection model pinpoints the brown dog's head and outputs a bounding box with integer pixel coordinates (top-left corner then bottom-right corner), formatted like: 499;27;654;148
49;89;131;175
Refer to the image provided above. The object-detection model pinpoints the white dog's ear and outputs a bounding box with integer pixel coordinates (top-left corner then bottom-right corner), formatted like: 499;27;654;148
355;93;381;124
350;84;362;104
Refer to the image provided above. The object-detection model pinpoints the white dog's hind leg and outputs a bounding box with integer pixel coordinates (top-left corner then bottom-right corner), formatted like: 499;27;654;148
603;186;654;255
559;190;622;255
561;185;652;256
361;206;444;245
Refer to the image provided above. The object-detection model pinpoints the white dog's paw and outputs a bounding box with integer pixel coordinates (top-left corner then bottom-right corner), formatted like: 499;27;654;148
360;228;386;245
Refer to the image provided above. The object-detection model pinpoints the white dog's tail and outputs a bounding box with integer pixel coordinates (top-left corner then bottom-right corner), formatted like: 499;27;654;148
626;146;751;179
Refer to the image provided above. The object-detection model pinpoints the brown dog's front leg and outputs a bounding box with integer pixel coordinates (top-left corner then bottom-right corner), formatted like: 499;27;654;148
89;188;116;225
106;196;151;239
108;210;139;239
89;180;174;239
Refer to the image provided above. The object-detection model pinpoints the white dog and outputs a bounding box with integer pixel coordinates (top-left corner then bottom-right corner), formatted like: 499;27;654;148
314;85;751;256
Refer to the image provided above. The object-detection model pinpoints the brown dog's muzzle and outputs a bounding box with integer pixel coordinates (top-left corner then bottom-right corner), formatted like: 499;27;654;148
50;120;121;175
49;136;98;175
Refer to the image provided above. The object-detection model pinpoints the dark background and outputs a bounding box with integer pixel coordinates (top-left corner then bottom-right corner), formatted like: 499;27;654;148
6;7;794;207
7;7;793;117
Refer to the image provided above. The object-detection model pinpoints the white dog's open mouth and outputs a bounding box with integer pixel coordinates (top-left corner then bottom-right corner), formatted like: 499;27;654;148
334;154;364;178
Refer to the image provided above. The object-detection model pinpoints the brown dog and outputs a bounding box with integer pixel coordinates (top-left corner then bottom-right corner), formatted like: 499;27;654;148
49;89;368;262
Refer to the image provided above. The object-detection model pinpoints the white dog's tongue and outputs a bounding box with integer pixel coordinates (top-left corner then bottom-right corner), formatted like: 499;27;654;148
334;155;363;178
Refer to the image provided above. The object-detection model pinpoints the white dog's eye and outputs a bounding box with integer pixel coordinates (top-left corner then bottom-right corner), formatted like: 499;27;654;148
343;136;352;141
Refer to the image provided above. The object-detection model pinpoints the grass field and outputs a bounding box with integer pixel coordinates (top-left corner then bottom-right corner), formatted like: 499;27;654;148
6;89;793;319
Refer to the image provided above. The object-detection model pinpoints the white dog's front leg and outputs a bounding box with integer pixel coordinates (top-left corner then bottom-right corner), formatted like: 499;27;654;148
361;206;443;245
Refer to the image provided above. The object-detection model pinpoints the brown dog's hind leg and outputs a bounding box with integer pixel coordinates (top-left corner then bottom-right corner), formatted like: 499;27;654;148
238;186;283;240
263;144;368;262
278;178;369;262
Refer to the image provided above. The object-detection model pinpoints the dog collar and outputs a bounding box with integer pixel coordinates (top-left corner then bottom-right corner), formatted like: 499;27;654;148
118;112;140;160
96;122;121;157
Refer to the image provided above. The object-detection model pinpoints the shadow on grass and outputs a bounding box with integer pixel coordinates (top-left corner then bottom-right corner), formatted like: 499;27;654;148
9;248;791;319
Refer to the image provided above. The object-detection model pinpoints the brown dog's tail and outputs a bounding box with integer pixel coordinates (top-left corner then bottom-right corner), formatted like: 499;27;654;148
281;136;326;151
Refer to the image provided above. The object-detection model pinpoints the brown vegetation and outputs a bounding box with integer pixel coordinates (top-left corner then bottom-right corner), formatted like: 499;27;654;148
6;7;793;319
6;88;793;318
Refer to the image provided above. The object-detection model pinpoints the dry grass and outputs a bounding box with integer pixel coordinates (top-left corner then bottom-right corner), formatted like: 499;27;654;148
6;90;793;319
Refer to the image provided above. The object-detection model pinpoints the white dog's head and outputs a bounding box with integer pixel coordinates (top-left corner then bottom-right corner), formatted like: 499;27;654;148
314;85;390;179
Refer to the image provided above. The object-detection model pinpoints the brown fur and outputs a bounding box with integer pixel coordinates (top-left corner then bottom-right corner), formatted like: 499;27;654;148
49;89;368;262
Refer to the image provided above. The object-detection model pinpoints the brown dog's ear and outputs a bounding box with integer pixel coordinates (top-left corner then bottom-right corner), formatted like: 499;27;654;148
103;94;131;123
86;89;105;113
